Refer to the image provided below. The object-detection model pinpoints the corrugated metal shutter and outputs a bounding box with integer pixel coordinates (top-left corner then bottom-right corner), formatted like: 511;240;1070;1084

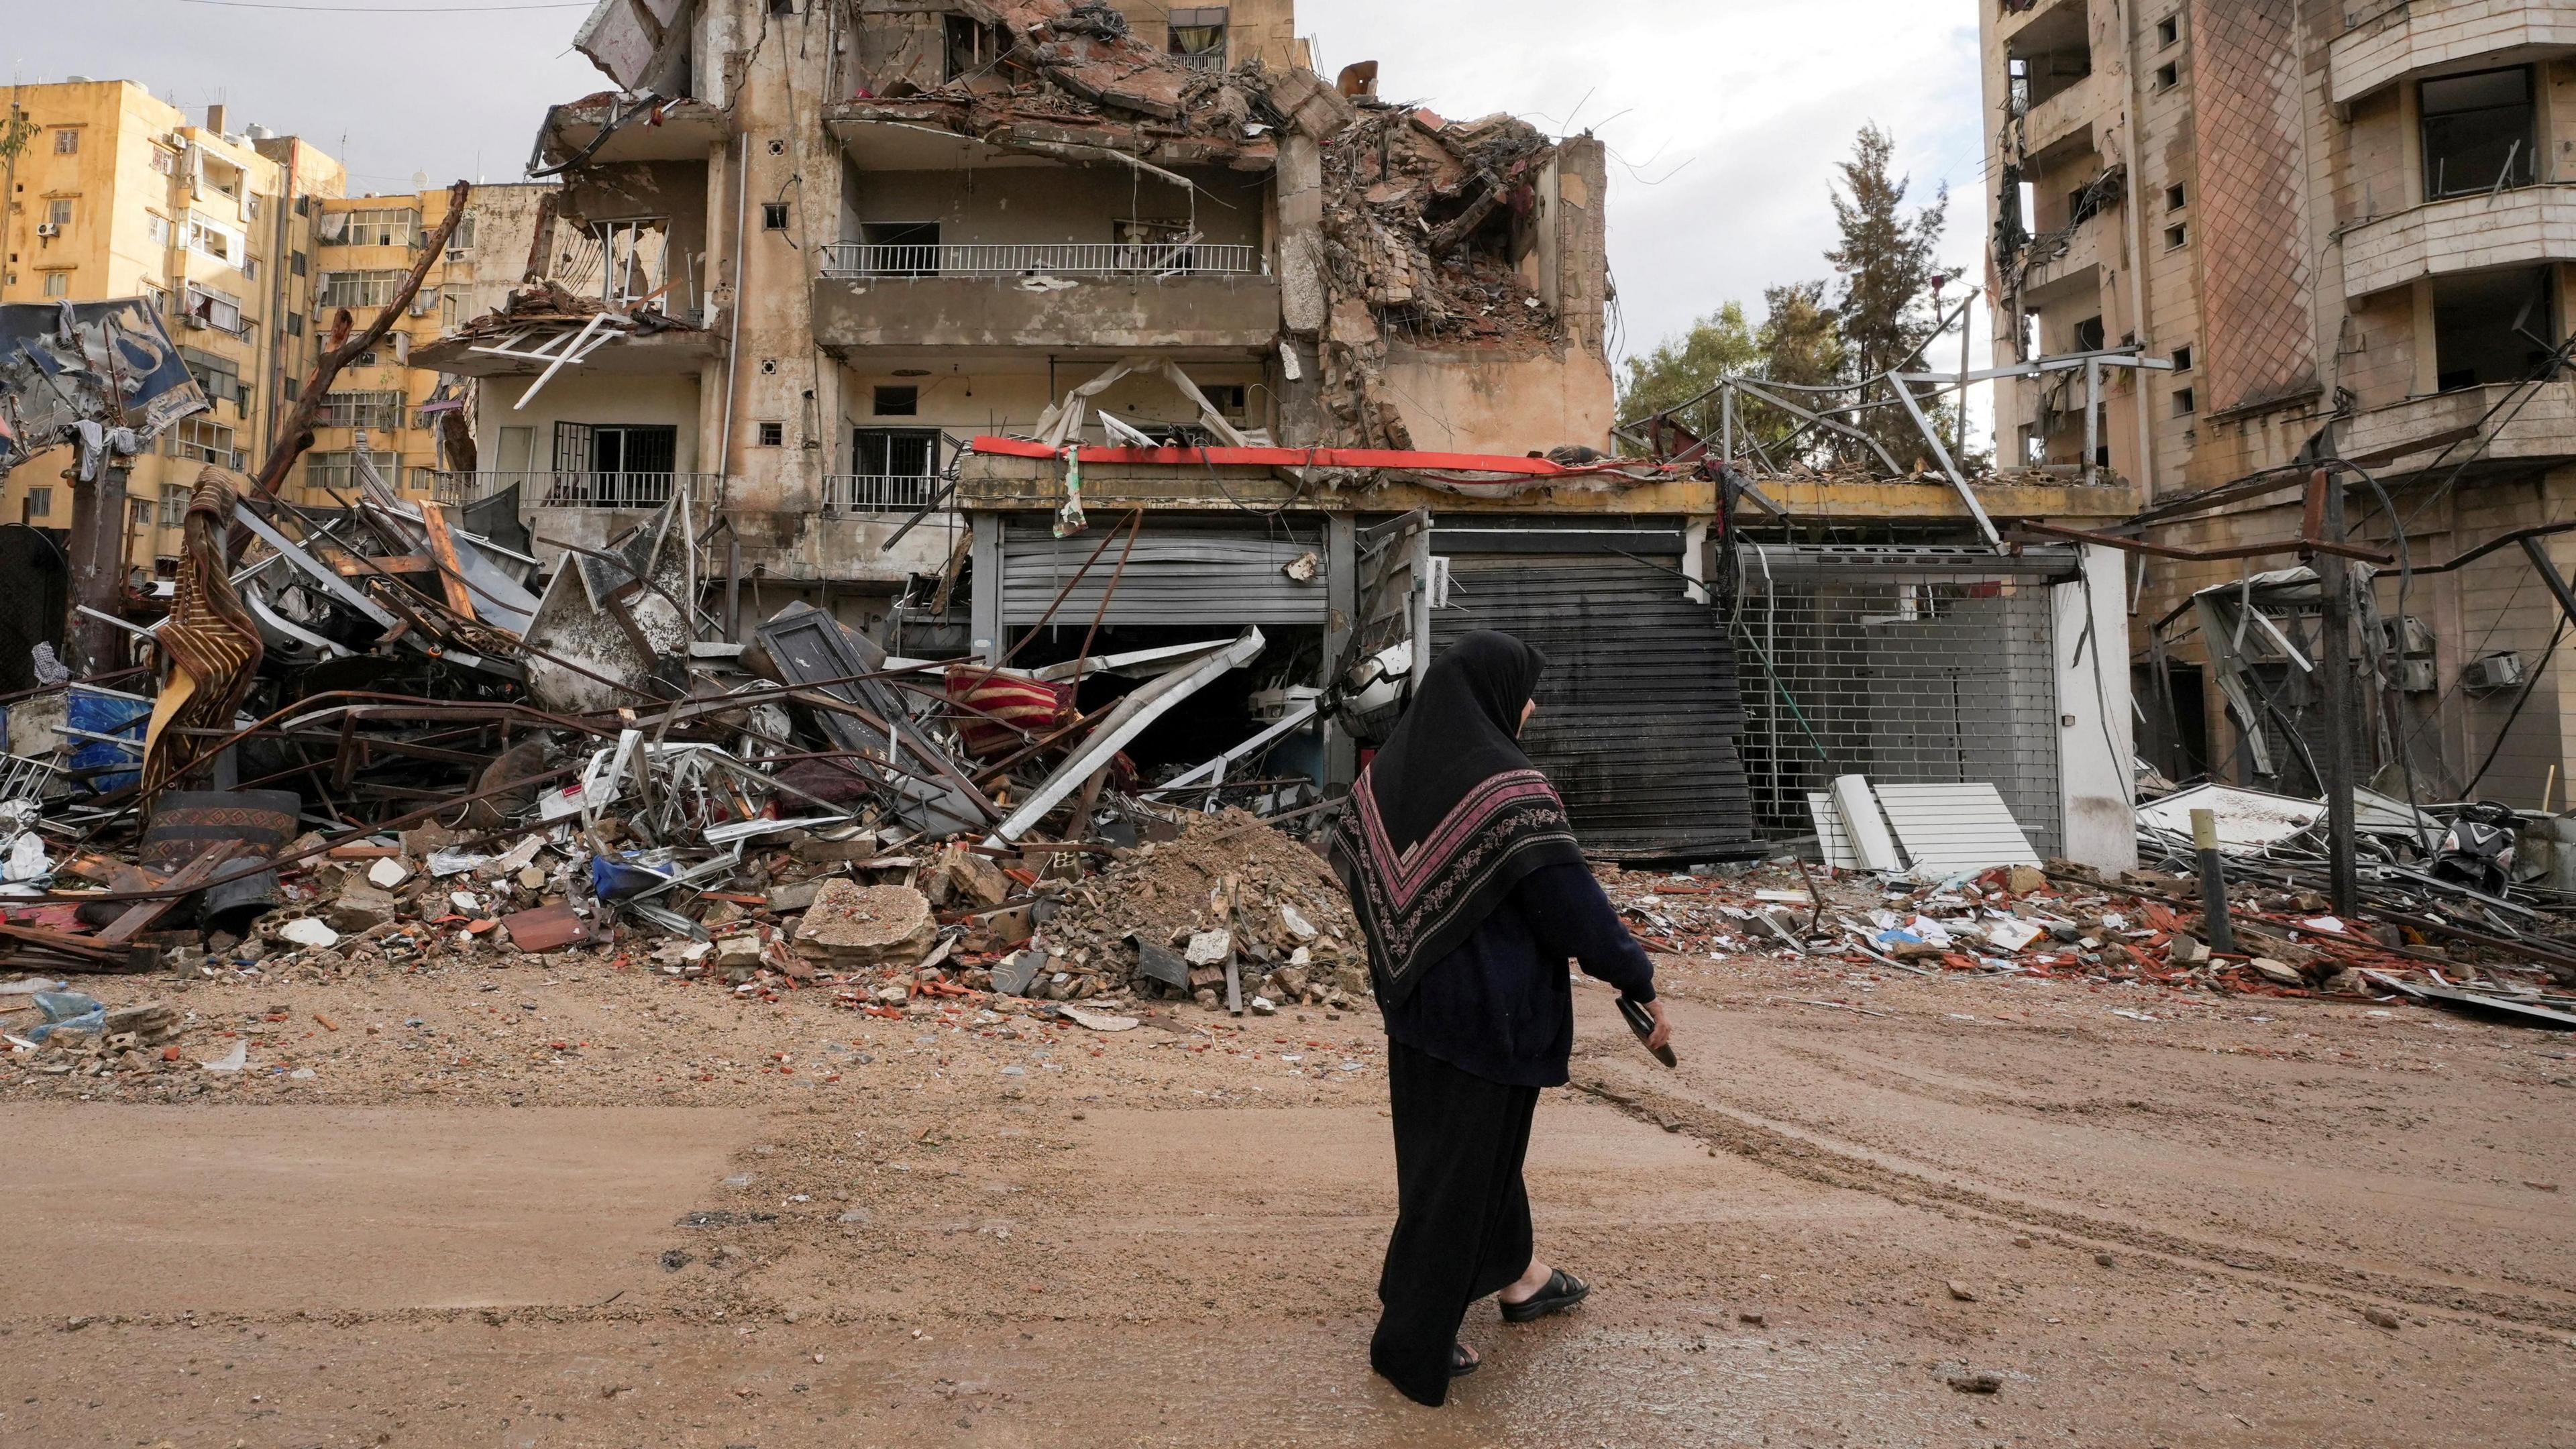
1001;521;1328;627
1431;552;1756;861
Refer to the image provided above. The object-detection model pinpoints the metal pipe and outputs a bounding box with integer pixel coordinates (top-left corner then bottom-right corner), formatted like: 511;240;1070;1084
2314;470;2359;915
2191;806;2235;954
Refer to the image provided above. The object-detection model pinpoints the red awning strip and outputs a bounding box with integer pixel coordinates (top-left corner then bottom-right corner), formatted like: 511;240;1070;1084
967;435;1662;484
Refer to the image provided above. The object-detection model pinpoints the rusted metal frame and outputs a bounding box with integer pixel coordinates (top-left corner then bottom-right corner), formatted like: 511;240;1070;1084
1074;508;1146;669
782;686;1001;820
2410;519;2576;576
1731;380;1909;478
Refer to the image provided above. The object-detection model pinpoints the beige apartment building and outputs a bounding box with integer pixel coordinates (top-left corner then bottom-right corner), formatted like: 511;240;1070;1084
0;80;343;575
1982;0;2576;806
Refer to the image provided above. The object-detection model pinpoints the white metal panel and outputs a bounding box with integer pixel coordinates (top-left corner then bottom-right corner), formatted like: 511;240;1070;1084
1873;782;2041;873
1830;774;1905;871
1806;792;1860;869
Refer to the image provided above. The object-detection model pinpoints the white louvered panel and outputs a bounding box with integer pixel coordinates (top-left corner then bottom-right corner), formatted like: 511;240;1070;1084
1807;792;1860;869
1872;782;2041;872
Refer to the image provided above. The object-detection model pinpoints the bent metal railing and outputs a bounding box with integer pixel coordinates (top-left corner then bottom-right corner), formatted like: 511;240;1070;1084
816;241;1263;280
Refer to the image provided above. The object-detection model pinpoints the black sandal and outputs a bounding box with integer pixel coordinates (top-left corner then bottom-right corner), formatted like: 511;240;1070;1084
1501;1269;1591;1323
1451;1343;1480;1377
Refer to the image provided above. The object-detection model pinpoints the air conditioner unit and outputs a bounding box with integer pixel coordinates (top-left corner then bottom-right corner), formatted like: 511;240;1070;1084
2380;614;2435;657
2397;657;2438;694
182;315;208;329
2463;651;2527;693
34;222;59;237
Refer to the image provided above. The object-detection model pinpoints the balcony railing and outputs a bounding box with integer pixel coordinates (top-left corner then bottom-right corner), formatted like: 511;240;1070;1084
425;470;718;511
823;474;943;515
817;241;1263;280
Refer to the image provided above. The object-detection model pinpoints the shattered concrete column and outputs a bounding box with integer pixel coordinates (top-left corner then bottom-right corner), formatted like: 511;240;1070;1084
1553;136;1611;364
1276;132;1328;447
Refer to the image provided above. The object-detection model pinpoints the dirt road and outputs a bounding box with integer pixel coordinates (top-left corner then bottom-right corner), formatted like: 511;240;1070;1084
5;938;2574;1446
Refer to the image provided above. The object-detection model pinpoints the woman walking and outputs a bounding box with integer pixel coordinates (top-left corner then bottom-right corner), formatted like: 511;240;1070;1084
1331;630;1669;1407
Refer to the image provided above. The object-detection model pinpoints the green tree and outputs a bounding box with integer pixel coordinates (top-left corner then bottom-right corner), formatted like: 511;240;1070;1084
1617;301;1760;443
1825;123;1965;466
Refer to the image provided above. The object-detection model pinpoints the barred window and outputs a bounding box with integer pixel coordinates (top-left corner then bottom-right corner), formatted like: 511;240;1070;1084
317;269;405;309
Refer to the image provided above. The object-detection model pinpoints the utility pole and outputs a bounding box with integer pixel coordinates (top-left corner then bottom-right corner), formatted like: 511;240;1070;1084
65;448;135;676
2311;468;2359;915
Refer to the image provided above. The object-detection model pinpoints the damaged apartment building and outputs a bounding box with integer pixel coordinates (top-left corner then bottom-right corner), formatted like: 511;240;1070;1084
1982;0;2576;811
413;0;2139;869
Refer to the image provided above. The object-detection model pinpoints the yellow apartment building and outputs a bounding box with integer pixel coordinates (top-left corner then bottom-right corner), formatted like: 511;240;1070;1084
0;78;345;578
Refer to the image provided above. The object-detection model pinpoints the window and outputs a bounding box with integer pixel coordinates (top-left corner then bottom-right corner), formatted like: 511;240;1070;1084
40;272;68;299
2072;316;2106;353
44;199;72;230
290;250;307;277
762;202;790;231
160;486;188;528
755;421;785;447
2432;266;2556;391
146;213;170;246
445;213;476;256
183;284;244;334
318;390;405;431
2422;66;2536;199
853;427;941;479
282;378;299;402
23;486;52;519
285;311;303;337
181;347;246;410
149;146;176;176
2173;387;2196;417
141;282;168;314
1168;6;1228;68
2155;15;2179;48
168;417;239;467
768;0;794;11
549;423;679;506
188;211;237;263
52;127;78;155
2171;344;2194;372
317;269;406;309
2154;61;2179;91
246;195;262;221
1202;384;1248;417
2165;183;2186;212
302;449;400;492
129;498;152;527
2165;223;2189;250
339;207;417;246
2066;180;2110;228
944;15;1002;82
873;385;918;417
494;424;538;472
243;255;260;282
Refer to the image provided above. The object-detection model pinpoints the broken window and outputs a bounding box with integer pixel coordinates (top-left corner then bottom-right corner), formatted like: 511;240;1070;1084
2067;180;2110;228
1168;7;1229;70
944;15;1002;83
762;203;790;231
2432;265;2557;391
858;222;941;276
2171;343;2193;372
316;269;405;309
180;346;245;411
2421;66;2536;201
2172;386;2196;417
2072;315;2106;353
318;389;405;431
303;448;400;492
339;207;417;247
2006;5;2090;111
168;417;240;468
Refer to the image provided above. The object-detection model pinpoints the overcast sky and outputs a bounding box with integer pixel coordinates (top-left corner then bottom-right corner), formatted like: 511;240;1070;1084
9;0;1991;386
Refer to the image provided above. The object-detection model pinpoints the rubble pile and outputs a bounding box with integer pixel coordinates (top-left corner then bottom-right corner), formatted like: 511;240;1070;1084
1038;810;1369;1011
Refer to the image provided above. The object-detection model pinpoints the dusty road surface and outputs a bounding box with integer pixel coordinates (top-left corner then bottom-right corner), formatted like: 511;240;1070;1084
6;930;2576;1447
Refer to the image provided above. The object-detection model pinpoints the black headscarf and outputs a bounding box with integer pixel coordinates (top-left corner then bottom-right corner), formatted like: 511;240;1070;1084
1331;631;1584;1006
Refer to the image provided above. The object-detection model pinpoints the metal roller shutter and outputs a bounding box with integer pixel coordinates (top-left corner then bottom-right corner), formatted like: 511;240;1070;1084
1431;552;1757;861
1001;521;1329;627
1733;545;2070;858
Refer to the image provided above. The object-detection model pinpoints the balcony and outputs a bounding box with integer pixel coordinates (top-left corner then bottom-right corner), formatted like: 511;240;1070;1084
2023;208;2112;301
2021;68;2106;159
2330;0;2576;106
2341;184;2576;299
2337;378;2576;472
811;242;1281;355
823;474;943;517
425;470;721;511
